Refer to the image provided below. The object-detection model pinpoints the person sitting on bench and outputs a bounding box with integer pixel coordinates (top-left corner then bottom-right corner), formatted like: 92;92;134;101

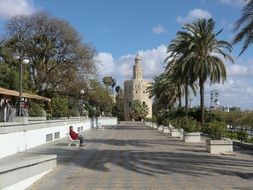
69;126;84;146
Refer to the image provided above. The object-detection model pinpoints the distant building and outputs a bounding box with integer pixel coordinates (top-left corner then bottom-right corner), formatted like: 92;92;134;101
124;54;152;120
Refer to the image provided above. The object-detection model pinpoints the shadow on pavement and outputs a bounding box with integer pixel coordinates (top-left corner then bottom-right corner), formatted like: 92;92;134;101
27;144;253;179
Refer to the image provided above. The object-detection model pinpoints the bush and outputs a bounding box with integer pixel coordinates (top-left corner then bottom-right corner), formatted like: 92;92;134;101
206;121;227;140
51;97;69;118
245;137;253;144
171;116;200;132
28;102;45;117
224;131;238;140
155;107;210;125
129;100;149;121
144;117;157;123
236;130;249;142
170;117;181;128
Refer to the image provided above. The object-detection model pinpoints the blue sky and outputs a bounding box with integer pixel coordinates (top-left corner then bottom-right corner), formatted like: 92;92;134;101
0;0;253;109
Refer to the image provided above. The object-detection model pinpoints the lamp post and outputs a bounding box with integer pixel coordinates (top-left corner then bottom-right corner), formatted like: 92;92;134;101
210;90;220;122
210;90;220;109
13;51;30;116
80;89;85;116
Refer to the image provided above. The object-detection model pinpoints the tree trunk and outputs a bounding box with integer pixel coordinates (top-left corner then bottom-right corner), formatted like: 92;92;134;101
185;84;188;113
199;79;205;127
178;84;182;108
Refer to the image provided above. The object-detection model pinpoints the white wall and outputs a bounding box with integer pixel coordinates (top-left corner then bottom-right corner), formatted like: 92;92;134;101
0;117;117;159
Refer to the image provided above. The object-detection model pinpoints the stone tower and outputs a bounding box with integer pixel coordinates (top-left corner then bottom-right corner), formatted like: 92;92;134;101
124;54;152;120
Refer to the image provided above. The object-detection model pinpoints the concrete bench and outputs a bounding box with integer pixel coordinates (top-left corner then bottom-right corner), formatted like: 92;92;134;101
0;153;56;189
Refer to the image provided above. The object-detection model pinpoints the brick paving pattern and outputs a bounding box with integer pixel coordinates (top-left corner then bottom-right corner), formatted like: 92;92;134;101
28;124;253;190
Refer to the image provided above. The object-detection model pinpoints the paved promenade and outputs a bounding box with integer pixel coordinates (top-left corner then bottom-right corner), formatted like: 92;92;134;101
28;124;253;190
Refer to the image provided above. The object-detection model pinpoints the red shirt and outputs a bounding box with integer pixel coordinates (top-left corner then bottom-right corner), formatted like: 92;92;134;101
69;129;78;140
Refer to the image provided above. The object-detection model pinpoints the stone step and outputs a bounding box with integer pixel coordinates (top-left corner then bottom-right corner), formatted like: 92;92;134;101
119;121;146;125
0;153;57;189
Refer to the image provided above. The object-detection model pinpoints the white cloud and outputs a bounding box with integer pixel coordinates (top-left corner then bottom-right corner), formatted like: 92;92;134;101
95;52;116;76
152;25;167;34
228;64;248;76
95;45;168;84
177;9;212;24
204;79;253;109
0;0;36;19
227;58;253;77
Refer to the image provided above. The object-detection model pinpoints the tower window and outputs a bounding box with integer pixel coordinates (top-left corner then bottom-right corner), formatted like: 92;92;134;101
129;91;131;94
136;91;138;93
129;102;131;107
143;101;145;105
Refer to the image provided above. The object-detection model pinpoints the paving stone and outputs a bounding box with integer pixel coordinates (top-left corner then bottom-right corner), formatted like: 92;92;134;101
27;124;253;190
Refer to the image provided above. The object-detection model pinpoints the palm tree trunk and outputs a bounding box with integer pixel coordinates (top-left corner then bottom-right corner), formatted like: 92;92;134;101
199;79;205;127
185;84;188;113
178;84;182;108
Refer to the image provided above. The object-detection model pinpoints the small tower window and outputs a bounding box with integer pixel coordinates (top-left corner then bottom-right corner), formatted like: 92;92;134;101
143;101;145;105
136;91;138;93
129;102;131;107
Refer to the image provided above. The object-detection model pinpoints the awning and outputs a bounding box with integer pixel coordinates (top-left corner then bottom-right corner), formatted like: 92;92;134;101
0;87;51;102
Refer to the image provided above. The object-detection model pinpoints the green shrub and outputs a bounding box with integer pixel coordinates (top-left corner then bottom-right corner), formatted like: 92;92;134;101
51;97;69;118
224;131;238;140
145;117;157;123
170;117;181;128
206;121;227;140
245;137;253;144
182;116;201;132
171;116;200;132
236;130;249;142
28;102;45;117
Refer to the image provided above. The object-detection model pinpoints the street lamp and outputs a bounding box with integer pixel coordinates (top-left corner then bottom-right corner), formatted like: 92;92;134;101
80;89;85;116
210;90;220;109
13;51;30;116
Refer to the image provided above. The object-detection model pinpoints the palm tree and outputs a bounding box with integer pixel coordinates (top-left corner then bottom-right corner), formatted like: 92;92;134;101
115;85;122;94
146;74;178;110
233;0;253;55
165;45;197;112
102;76;116;93
167;18;233;126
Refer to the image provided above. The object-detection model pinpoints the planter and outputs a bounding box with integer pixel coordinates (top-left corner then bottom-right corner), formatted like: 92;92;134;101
13;117;28;124
157;125;164;132
183;132;201;143
163;127;170;134
28;117;47;121
206;139;233;154
171;128;183;138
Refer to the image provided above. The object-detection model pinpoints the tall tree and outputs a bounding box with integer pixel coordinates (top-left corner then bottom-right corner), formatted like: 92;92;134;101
147;74;178;110
102;76;116;92
167;18;234;126
1;12;96;96
165;49;197;112
115;85;122;94
233;0;253;55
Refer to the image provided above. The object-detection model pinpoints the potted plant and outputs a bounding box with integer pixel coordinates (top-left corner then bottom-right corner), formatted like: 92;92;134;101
180;116;201;143
170;118;184;138
206;121;233;154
